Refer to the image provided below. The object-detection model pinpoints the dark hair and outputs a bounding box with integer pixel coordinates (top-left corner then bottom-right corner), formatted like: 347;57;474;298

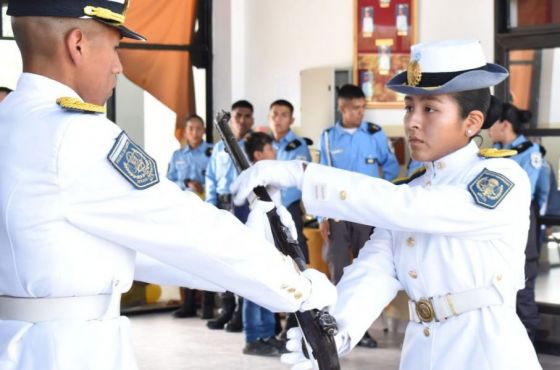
482;95;503;129
500;103;532;134
0;86;13;94
184;114;205;127
449;88;491;120
337;84;365;100
244;132;273;162
270;99;294;115
231;100;254;113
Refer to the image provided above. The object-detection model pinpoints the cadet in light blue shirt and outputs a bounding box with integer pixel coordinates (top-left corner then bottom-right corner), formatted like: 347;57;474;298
167;114;213;195
319;84;399;348
487;100;547;343
205;100;254;332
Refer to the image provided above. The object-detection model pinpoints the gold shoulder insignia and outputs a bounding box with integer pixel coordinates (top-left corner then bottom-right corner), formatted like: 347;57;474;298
56;97;106;114
393;166;427;185
478;148;517;158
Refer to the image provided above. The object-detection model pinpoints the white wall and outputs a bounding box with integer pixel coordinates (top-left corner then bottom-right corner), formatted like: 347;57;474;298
213;0;494;134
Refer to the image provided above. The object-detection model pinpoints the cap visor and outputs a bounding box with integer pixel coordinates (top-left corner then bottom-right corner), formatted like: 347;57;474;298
95;19;146;41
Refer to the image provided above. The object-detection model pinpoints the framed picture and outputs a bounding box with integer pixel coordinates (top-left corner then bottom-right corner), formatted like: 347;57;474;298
354;0;418;108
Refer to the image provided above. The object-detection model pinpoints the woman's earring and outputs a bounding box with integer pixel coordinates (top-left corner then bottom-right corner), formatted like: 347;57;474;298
467;129;472;136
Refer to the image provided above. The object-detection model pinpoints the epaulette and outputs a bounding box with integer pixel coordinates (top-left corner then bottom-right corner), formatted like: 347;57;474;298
511;141;533;154
56;97;106;114
478;148;517;158
392;166;427;185
367;122;382;134
285;139;302;152
205;147;213;157
303;137;313;146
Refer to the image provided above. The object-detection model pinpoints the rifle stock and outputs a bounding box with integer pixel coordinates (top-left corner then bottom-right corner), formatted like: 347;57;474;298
215;111;341;370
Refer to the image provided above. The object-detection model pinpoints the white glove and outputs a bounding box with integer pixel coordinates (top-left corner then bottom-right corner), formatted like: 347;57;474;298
280;327;349;370
245;199;298;242
230;160;306;206
300;269;337;312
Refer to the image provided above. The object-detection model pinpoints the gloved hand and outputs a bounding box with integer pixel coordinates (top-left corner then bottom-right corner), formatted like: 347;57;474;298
230;160;306;206
280;327;349;370
245;198;298;242
299;269;337;312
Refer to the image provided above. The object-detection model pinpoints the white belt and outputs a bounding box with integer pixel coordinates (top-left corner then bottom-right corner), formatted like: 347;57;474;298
408;285;503;323
0;294;121;323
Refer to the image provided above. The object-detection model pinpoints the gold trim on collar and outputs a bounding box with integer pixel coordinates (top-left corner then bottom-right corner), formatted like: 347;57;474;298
407;60;422;87
56;97;106;114
478;148;517;158
84;6;125;25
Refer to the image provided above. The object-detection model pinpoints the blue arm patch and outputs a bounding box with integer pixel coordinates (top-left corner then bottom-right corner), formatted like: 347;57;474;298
107;131;160;189
468;168;514;209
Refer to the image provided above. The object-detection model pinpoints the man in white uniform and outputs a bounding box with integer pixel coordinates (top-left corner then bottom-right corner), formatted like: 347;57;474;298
232;40;542;370
0;1;335;369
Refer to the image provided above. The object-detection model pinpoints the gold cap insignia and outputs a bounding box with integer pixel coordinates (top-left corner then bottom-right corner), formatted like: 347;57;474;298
407;60;422;87
56;97;106;114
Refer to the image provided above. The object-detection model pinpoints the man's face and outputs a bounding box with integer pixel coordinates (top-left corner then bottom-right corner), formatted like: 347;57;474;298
79;25;123;105
268;104;294;139
231;107;254;139
183;118;205;147
339;98;366;128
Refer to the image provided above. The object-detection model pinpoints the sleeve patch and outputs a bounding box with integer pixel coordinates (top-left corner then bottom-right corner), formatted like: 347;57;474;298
107;131;160;189
468;168;514;209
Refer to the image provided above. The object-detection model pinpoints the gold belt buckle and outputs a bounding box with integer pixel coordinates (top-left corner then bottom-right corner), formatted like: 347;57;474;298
415;298;435;323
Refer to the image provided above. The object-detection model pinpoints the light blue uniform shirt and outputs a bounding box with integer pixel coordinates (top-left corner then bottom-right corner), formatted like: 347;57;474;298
319;121;399;180
495;134;544;200
167;141;213;191
273;130;312;206
205;139;248;206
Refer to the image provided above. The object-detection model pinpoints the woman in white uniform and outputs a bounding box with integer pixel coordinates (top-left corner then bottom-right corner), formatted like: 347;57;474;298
232;40;542;370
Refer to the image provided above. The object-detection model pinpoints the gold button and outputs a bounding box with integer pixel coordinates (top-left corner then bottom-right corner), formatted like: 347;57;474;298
436;162;445;170
294;292;302;299
423;327;430;337
406;237;415;247
287;288;296;293
423;181;431;188
408;270;418;279
496;274;503;282
339;190;347;200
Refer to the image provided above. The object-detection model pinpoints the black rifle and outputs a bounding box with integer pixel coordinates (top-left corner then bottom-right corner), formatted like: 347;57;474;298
215;111;340;370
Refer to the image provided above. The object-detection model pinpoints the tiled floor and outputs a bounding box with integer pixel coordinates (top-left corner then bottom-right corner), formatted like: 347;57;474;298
129;312;560;370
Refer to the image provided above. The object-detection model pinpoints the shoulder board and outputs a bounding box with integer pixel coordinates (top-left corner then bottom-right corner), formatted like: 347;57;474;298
392;166;427;185
56;97;106;114
512;141;533;154
107;131;160;190
303;137;313;146
285;139;302;151
367;122;382;134
205;146;213;157
468;168;514;209
478;148;517;158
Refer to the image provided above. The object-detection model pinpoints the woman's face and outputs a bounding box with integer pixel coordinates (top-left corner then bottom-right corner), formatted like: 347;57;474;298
404;94;474;162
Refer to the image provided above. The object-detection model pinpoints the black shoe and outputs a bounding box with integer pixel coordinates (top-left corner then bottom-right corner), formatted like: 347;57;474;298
224;317;243;332
201;306;214;320
173;307;197;318
207;311;232;329
263;336;289;354
243;340;280;357
357;333;378;348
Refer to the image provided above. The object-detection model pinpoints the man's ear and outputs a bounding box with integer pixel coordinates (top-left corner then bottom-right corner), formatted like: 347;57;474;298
65;28;86;66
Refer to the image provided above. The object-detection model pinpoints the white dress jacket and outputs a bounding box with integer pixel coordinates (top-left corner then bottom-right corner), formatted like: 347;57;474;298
301;141;542;370
0;73;310;370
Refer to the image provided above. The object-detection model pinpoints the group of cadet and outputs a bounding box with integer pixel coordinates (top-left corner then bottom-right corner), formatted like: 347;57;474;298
166;90;399;355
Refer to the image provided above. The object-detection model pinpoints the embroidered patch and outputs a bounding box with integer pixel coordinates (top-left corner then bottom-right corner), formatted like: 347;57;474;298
530;152;542;168
468;168;514;209
107;131;160;189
